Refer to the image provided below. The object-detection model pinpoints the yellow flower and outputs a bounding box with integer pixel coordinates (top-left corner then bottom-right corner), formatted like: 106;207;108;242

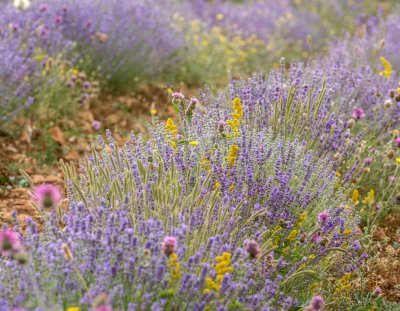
67;308;80;311
201;157;211;172
215;181;221;190
352;189;359;205
379;57;392;78
150;108;157;116
363;189;375;205
227;145;240;168
335;171;341;177
216;13;224;20
308;254;315;260
203;252;233;294
287;229;299;242
393;129;399;136
165;118;178;135
189;141;199;146
169;253;181;284
229;184;235;192
72;69;79;75
297;212;307;223
396;158;400;164
226;97;243;137
343;229;353;235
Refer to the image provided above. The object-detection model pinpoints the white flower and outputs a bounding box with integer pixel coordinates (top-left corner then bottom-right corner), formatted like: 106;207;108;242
13;0;31;9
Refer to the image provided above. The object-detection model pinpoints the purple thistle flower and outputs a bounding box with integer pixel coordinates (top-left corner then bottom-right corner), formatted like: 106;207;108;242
245;240;260;259
352;107;365;120
92;120;101;130
306;295;325;311
395;137;400;147
172;92;184;99
32;184;62;209
162;236;177;256
0;229;22;256
95;306;113;311
317;211;330;224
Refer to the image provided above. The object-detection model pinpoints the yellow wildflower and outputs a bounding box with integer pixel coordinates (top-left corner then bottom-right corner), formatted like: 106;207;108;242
393;129;399;136
308;254;315;260
363;189;375;205
396;158;400;164
297;212;307;223
379;57;392;78
215;181;221;190
169;253;181;284
352;189;359;205
201;157;211;172
343;229;353;235
335;171;341;177
216;13;224;20
334;273;352;297
227;145;240;168
226;97;243;137
189;141;199;147
203;252;233;294
67;308;80;311
287;229;299;242
229;184;235;192
165;118;178;135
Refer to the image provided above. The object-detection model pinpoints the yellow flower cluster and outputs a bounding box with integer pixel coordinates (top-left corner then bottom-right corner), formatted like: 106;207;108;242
226;97;243;137
287;229;299;242
227;144;240;168
165;118;178;149
363;189;375;206
352;189;359;205
334;273;352;297
169;253;181;284
204;252;233;294
379;56;392;78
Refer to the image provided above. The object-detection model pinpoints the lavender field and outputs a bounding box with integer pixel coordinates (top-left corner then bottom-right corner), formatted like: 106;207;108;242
0;0;399;310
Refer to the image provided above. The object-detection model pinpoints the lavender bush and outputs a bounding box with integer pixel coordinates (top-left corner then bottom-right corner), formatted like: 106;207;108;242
0;95;365;309
0;3;98;127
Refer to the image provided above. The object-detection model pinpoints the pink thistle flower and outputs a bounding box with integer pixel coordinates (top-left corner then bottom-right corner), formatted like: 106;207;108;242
0;229;22;256
395;137;400;147
364;158;373;165
311;295;325;310
92;120;101;130
171;92;184;99
162;236;177;256
374;287;382;295
317;211;329;224
245;240;260;259
32;184;62;209
95;306;113;311
55;16;63;25
189;96;199;104
352;107;365;120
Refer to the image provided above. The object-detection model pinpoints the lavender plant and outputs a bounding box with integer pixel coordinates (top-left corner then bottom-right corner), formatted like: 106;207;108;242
0;95;365;309
0;3;98;128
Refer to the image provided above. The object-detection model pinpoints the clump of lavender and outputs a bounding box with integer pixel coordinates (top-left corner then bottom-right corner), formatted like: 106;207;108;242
0;2;99;127
0;94;364;308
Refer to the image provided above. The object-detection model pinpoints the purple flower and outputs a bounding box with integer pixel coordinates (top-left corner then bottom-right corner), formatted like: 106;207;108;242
95;306;113;311
32;184;62;209
374;287;382;295
245;240;260;259
171;92;184;99
364;158;373;165
311;295;325;310
162;236;177;256
92;120;101;130
190;97;199;105
395;137;400;147
317;211;329;224
352;107;365;120
0;229;22;256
